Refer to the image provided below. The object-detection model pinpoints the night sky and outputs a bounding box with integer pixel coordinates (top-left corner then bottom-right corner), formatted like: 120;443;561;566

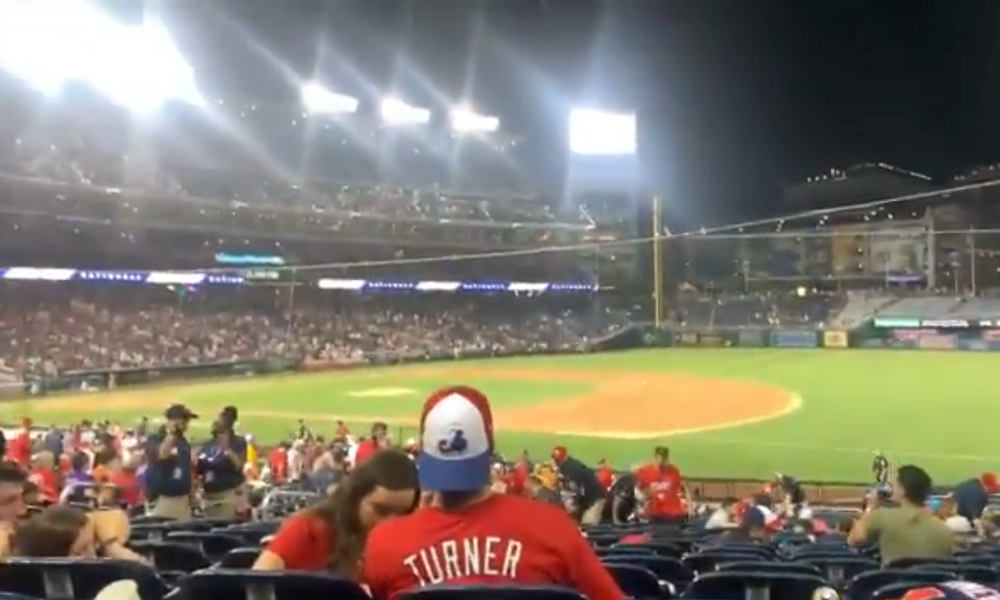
159;0;1000;230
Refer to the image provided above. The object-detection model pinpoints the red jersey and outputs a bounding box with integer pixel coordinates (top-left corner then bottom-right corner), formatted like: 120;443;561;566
268;448;288;484
265;512;333;571
596;465;614;492
7;430;31;467
111;471;142;507
29;468;59;504
361;493;624;600
354;439;379;466
504;461;530;497
635;463;686;518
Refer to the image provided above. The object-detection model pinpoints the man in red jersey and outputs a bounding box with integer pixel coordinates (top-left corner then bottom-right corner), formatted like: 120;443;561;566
6;418;33;468
361;386;623;600
635;446;690;525
355;421;389;466
596;459;615;493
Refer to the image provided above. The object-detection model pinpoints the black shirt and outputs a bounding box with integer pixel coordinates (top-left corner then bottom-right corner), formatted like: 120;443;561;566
145;430;193;498
196;433;247;494
559;456;605;507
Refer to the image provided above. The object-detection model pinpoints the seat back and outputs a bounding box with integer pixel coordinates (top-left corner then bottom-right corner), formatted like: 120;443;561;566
218;548;263;569
845;569;955;600
684;550;772;573
129;540;211;572
682;570;830;600
601;563;662;599
795;557;880;586
717;561;821;577
166;532;245;560
0;558;167;600
396;585;587;600
178;569;369;600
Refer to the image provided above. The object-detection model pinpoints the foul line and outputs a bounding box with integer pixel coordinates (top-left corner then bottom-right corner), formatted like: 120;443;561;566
553;391;804;440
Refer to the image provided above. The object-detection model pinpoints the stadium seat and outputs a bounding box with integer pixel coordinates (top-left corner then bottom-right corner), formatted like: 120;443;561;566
165;531;245;560
586;533;624;548
604;556;694;588
615;541;683;558
905;563;1000;586
695;542;776;559
0;558;168;600
213;522;280;546
795;557;880;585
681;570;831;600
175;569;370;600
597;547;656;558
396;585;587;600
128;540;211;572
600;563;664;599
217;547;262;569
844;569;956;600
869;581;949;600
683;550;774;573
716;561;822;577
0;593;42;600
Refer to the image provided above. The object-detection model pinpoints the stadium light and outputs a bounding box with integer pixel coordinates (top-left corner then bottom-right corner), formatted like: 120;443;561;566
0;1;201;114
380;97;431;126
450;105;500;133
568;108;637;156
301;81;358;115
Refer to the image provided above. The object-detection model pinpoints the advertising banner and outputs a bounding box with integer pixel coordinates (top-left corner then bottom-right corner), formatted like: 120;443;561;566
698;334;728;347
823;330;849;348
676;332;700;347
770;330;819;348
917;335;958;350
738;330;765;347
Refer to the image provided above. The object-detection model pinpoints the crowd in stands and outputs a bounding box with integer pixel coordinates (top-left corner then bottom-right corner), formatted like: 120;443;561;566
0;287;627;380
672;290;845;328
2;386;1000;600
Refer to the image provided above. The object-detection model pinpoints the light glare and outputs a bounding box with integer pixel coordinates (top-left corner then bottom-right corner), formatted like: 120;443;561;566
450;105;500;133
380;97;431;126
301;81;358;115
569;108;637;155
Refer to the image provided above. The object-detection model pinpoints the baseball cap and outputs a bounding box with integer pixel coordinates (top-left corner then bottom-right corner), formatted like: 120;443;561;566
416;386;494;492
894;582;1000;600
164;404;197;420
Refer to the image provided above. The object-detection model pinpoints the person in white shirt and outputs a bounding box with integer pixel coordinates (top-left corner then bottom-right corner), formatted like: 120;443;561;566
705;497;740;530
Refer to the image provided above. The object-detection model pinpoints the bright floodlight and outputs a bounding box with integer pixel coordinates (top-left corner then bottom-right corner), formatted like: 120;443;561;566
569;108;637;155
380;97;431;126
450;105;499;133
0;1;202;113
301;81;358;115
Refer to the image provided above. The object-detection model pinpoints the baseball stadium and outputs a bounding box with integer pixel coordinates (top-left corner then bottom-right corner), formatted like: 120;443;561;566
5;3;1000;600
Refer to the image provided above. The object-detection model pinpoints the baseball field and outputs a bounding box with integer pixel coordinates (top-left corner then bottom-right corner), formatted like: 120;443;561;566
9;348;997;484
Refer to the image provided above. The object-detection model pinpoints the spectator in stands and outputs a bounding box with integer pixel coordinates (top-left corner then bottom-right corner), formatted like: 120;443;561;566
849;464;954;564
596;458;614;493
145;404;196;520
6;417;32;467
551;445;605;525
635;446;690;525
253;449;418;574
11;505;146;562
705;497;740;530
725;505;779;541
0;462;27;559
267;441;289;485
355;421;389;466
361;386;623;600
43;425;63;458
951;473;1000;532
28;451;59;504
196;406;247;519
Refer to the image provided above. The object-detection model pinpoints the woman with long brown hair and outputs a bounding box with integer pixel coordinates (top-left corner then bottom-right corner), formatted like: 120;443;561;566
253;449;418;576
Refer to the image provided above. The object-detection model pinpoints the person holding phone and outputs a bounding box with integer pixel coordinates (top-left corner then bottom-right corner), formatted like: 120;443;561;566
196;406;246;519
144;404;196;520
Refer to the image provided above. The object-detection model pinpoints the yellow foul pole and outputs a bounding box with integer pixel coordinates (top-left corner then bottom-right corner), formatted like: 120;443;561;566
652;195;664;327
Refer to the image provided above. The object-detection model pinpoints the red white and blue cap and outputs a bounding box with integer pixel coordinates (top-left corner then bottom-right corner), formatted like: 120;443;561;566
416;386;495;491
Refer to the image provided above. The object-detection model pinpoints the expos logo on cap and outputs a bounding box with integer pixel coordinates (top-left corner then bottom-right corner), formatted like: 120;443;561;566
416;386;494;492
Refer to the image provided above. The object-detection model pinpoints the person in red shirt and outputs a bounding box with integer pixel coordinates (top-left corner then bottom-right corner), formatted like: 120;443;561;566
361;386;624;600
267;442;289;485
634;446;690;525
253;449;418;574
7;418;33;468
354;421;389;466
28;451;59;505
596;459;615;493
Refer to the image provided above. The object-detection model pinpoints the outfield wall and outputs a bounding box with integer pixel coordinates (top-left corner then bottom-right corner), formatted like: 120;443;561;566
641;323;1000;352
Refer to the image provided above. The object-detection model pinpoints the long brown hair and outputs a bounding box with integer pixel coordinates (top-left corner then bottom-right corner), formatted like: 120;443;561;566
13;505;89;557
310;449;418;576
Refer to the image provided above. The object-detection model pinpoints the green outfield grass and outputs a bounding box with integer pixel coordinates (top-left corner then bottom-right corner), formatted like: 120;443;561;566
11;349;999;484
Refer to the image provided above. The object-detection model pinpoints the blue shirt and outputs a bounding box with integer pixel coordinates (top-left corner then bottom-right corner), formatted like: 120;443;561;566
196;433;247;494
145;430;192;498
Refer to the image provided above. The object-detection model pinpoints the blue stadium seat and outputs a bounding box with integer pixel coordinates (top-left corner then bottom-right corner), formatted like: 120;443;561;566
597;548;656;559
615;541;683;558
601;563;664;599
586;534;624;548
0;593;42;600
681;570;830;600
217;547;262;569
695;542;776;560
795;557;880;585
604;556;694;588
0;558;168;600
717;561;821;577
128;540;211;572
683;550;773;573
870;581;950;600
844;569;956;600
165;531;245;560
905;563;1000;586
212;522;280;546
396;585;587;600
176;569;369;600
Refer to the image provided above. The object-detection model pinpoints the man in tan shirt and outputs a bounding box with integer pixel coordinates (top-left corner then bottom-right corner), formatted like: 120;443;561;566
849;464;953;565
